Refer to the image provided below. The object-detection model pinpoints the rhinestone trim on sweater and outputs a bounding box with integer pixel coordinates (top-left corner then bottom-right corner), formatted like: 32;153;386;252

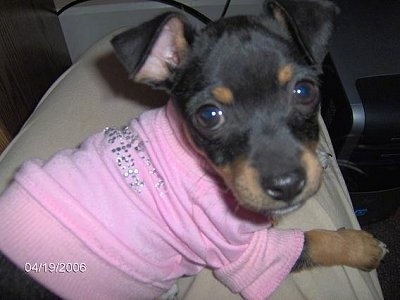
104;126;166;195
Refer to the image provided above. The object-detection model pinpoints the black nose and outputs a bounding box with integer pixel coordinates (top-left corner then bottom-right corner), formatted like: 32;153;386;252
262;169;306;201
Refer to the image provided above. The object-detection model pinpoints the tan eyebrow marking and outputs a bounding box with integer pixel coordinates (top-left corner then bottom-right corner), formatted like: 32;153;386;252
277;64;294;85
212;86;234;104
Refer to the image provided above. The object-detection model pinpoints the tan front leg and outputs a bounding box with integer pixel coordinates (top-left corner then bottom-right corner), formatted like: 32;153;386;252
305;229;387;271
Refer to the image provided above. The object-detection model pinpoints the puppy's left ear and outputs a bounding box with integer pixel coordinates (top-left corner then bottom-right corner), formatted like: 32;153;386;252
264;0;339;69
111;13;195;90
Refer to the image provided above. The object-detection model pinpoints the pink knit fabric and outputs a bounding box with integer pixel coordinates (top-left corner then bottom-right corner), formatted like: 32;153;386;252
0;101;304;299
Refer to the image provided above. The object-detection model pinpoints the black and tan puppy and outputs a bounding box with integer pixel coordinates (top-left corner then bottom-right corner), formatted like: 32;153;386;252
112;0;386;273
0;0;387;299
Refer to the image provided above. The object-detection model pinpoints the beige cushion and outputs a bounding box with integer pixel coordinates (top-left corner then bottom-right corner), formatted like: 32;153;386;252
0;29;383;299
0;29;168;192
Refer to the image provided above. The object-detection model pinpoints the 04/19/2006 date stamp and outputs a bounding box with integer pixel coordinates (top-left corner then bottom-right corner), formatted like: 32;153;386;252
24;262;87;273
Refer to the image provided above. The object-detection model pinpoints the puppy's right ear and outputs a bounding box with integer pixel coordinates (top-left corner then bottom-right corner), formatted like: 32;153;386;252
111;13;195;90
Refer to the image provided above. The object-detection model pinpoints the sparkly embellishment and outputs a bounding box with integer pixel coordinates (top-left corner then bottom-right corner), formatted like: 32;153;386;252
104;126;167;195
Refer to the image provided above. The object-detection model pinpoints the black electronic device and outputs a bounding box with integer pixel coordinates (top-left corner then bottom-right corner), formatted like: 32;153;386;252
321;0;400;225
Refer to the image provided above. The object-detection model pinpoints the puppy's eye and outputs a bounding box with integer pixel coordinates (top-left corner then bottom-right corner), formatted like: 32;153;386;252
195;105;225;130
293;81;318;105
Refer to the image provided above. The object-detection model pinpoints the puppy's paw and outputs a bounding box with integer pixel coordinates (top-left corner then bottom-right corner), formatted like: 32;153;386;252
305;229;388;271
336;229;388;271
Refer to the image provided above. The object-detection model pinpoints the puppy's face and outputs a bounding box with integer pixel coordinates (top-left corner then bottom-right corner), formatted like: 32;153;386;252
112;0;339;216
172;16;322;215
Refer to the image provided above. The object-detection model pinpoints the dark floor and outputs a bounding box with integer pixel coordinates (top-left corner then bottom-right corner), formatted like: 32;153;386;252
363;215;400;300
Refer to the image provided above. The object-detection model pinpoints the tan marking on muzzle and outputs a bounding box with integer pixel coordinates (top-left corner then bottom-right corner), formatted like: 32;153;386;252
212;86;234;105
301;149;323;195
215;159;267;211
215;149;323;213
306;141;319;153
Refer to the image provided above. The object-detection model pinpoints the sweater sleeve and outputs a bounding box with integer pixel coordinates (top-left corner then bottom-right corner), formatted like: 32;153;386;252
214;229;304;300
191;186;304;300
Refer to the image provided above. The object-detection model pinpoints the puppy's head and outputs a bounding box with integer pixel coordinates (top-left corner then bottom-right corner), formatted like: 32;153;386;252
112;0;339;216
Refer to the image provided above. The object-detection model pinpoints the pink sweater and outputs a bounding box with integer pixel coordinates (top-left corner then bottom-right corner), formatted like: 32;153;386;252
0;101;304;299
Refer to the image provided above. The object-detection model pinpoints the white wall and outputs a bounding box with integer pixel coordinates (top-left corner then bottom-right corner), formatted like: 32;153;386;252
55;0;265;62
